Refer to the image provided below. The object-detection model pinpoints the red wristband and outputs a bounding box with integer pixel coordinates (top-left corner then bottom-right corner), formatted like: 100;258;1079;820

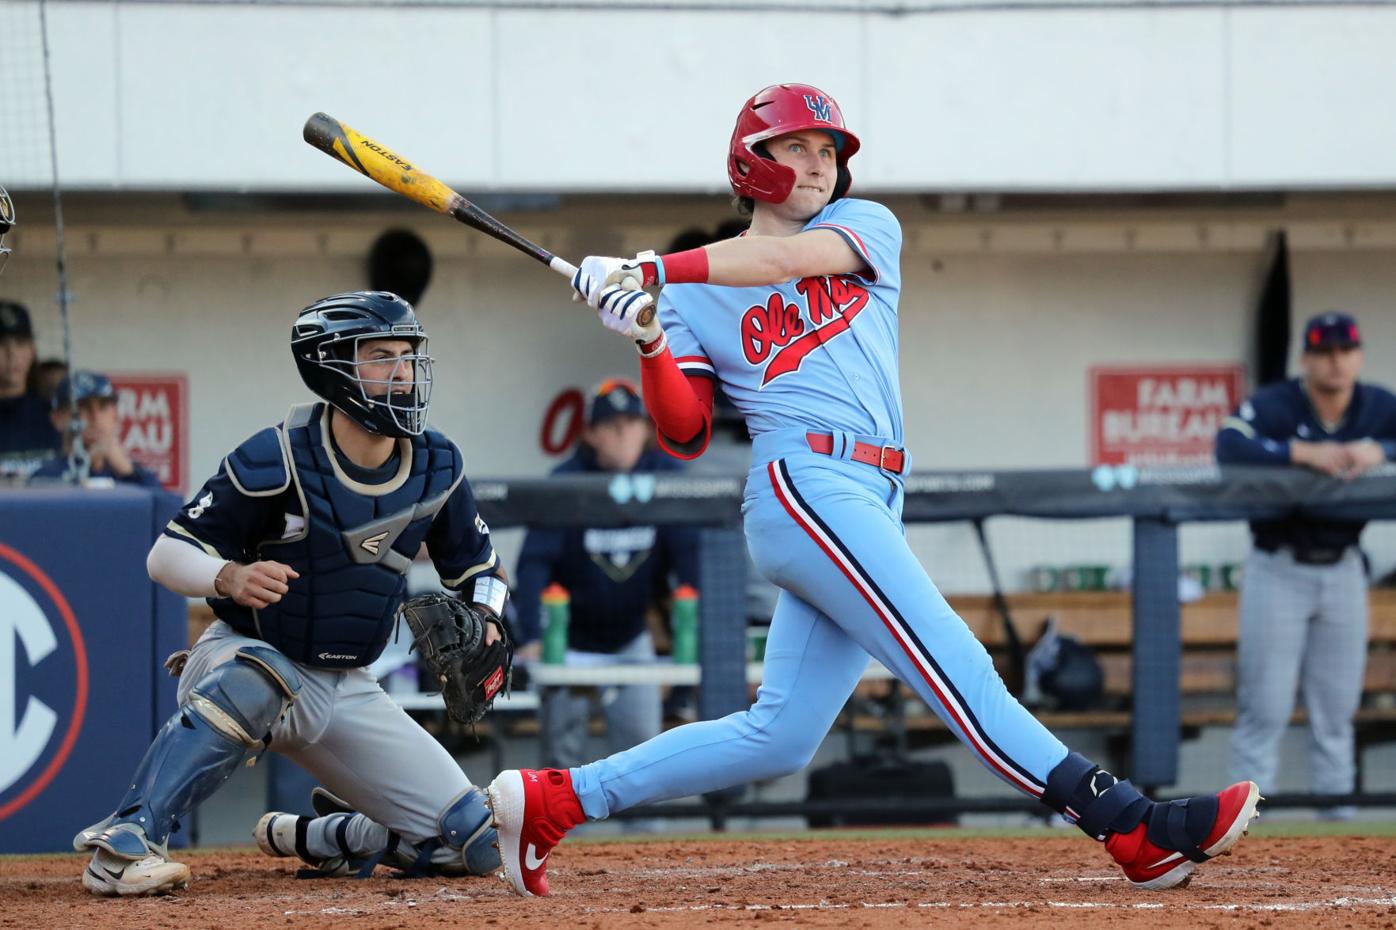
657;247;709;285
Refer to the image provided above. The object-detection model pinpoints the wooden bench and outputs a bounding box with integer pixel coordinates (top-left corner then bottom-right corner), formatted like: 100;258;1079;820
844;590;1396;763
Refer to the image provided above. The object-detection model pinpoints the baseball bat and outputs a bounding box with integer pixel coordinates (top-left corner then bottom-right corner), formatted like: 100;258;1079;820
302;112;654;325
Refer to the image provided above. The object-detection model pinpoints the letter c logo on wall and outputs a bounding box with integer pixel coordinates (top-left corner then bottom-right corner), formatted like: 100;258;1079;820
0;543;88;822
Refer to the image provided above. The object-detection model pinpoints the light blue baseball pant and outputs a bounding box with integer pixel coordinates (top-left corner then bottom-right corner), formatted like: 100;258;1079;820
571;428;1069;819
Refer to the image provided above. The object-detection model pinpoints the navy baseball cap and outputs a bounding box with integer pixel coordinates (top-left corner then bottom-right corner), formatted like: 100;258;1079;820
1303;312;1361;351
0;300;32;340
53;370;116;410
587;377;645;425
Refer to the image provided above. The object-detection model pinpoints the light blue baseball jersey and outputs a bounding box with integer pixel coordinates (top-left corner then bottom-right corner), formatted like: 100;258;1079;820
570;194;1075;831
658;197;904;442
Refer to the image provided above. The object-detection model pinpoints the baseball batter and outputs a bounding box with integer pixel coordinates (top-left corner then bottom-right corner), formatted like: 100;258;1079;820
74;291;507;895
487;83;1261;896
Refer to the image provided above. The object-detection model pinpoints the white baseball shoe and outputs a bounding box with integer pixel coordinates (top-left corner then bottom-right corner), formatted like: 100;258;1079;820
82;847;190;897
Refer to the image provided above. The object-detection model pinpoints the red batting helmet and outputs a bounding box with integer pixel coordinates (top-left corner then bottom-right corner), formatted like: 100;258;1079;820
728;83;861;205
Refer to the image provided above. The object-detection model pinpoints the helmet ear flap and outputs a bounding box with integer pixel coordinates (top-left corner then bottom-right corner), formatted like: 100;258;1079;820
832;165;852;202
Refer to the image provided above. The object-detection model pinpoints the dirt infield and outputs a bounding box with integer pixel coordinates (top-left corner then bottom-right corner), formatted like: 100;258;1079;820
7;832;1395;929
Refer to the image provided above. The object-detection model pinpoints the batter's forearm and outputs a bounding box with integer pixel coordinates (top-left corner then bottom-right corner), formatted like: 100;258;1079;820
700;237;793;286
702;230;865;286
637;237;798;288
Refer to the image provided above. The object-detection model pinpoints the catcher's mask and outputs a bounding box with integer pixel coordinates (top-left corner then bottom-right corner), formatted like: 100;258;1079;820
292;290;432;438
0;185;14;276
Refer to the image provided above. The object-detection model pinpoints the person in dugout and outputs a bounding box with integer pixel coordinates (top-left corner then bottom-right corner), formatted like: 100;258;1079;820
513;378;700;783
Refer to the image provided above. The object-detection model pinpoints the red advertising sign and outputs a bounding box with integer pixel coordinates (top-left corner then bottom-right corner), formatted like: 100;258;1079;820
1090;365;1246;466
108;373;188;492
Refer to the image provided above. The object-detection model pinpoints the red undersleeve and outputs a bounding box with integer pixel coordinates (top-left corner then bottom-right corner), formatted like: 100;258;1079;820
640;347;714;459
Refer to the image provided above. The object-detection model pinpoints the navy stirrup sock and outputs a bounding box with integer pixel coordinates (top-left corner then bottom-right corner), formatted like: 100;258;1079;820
1042;752;1152;840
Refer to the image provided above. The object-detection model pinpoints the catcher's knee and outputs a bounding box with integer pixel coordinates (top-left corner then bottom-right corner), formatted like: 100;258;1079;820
437;787;501;876
186;645;302;747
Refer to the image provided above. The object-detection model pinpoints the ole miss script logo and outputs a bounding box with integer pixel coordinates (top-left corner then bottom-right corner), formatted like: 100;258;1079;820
741;276;869;386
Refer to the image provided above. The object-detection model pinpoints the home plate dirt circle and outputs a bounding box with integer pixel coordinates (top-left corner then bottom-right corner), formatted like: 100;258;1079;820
7;833;1394;929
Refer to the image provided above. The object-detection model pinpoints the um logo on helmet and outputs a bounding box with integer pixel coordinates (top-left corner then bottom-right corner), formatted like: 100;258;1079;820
804;95;832;122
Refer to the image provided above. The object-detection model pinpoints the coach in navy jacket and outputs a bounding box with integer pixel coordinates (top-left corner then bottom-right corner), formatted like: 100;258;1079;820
1216;311;1396;818
515;379;699;778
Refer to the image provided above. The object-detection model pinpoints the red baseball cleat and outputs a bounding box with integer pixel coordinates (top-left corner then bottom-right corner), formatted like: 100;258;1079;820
486;768;585;897
1106;781;1261;890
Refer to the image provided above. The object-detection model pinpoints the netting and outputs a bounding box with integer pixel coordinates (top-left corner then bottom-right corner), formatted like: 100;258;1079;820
0;3;52;191
1;0;82;477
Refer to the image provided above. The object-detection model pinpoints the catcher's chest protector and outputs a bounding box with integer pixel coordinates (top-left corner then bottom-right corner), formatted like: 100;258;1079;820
235;402;462;668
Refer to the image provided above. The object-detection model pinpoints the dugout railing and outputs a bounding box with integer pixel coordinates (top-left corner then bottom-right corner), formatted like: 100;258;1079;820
468;462;1396;823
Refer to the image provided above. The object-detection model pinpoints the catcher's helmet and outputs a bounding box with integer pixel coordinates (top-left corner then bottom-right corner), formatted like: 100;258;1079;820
0;185;15;275
728;83;861;205
291;291;432;438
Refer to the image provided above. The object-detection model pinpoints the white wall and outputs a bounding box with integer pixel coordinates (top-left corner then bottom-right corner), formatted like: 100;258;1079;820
4;1;1396;192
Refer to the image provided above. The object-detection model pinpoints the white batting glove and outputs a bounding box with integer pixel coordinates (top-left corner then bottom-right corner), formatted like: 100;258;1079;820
595;285;662;346
601;251;662;291
572;256;642;309
570;266;600;305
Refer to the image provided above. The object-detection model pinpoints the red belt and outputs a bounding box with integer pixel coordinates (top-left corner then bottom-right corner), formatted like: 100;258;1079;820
805;431;907;475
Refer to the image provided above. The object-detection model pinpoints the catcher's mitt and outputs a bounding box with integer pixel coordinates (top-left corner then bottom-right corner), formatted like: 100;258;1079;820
400;593;512;725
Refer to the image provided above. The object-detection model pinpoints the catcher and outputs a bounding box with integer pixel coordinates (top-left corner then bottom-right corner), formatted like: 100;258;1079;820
73;291;512;895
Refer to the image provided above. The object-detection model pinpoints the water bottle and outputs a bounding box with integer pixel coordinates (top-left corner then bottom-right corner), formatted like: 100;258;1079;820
671;584;699;665
541;583;570;665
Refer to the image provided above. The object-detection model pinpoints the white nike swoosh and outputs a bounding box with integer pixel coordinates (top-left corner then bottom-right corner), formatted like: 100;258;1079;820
1146;852;1184;870
525;844;549;871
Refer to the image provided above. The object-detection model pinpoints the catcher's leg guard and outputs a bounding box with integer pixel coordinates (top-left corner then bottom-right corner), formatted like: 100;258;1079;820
258;786;499;880
76;645;302;853
360;786;502;878
254;810;359;877
436;786;502;876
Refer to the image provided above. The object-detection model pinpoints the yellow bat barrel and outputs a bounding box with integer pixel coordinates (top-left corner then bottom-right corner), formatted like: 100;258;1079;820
302;112;457;216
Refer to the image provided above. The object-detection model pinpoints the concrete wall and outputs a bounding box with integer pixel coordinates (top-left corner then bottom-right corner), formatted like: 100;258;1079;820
4;1;1396;192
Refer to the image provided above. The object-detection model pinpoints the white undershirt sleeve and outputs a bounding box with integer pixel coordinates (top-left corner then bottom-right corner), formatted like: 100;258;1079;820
148;534;229;598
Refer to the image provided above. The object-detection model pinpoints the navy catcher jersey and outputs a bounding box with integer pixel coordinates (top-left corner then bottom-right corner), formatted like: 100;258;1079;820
165;404;499;648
